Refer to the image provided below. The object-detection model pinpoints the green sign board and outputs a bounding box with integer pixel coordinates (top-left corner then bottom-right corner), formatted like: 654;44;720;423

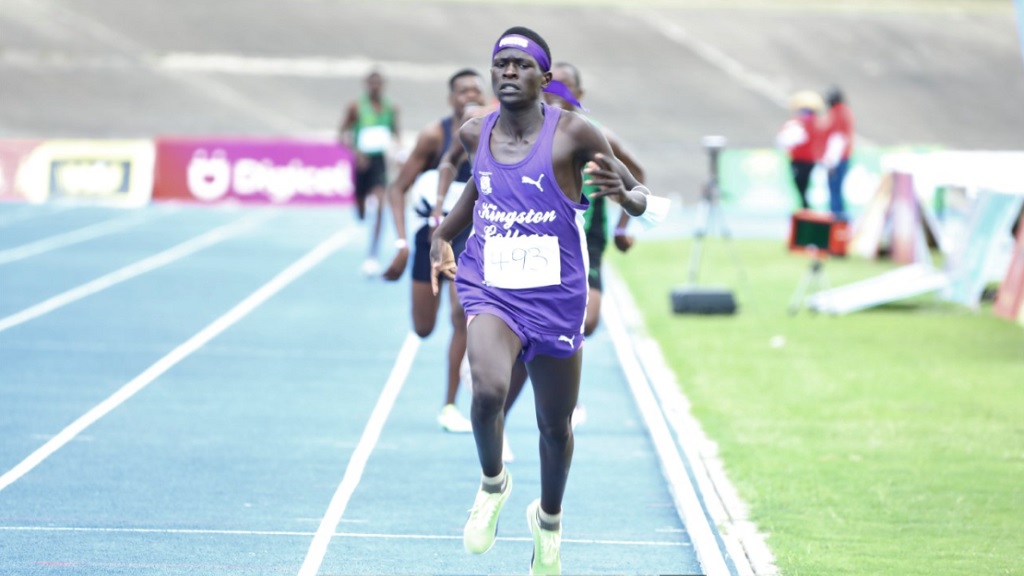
718;145;943;216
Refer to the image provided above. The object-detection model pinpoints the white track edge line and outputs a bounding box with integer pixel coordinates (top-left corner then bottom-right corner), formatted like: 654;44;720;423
605;264;779;576
602;267;733;576
0;525;688;547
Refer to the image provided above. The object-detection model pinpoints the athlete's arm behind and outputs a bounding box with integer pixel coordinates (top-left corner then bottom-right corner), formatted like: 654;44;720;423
604;128;646;252
432;141;468;226
429;118;482;295
382;122;442;281
558;111;648;217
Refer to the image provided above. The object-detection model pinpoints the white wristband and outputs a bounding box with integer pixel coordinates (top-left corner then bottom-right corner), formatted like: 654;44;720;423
394;238;408;250
632;186;671;230
632;185;652;197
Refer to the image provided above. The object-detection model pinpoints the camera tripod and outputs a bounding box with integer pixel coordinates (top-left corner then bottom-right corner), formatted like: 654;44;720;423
686;136;744;286
787;245;830;315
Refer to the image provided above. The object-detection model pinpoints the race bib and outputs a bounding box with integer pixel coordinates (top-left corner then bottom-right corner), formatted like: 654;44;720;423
356;125;392;154
484;235;561;289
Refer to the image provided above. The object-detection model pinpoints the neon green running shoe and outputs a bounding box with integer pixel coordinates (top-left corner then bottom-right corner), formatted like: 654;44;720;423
527;498;562;575
463;471;512;554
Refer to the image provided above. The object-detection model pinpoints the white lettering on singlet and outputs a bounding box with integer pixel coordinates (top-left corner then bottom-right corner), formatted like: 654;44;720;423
478;202;556;230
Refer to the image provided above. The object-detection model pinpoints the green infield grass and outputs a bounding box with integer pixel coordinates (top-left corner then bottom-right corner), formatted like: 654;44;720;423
610;237;1024;576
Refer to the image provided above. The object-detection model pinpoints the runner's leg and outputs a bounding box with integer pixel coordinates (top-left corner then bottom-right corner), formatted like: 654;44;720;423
447;280;468;406
467;313;521;476
527;349;582;515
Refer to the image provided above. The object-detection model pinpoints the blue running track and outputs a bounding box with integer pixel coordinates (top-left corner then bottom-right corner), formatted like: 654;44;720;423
0;202;738;576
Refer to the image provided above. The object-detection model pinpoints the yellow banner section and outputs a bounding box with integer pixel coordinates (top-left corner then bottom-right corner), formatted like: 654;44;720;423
15;140;154;206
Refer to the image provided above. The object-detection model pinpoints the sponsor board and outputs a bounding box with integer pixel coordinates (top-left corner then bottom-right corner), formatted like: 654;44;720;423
0;140;154;206
0;140;45;203
153;138;355;205
718;145;943;216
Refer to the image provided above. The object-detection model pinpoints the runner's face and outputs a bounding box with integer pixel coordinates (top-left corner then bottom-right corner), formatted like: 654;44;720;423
367;74;384;98
449;75;486;117
491;48;547;106
543;66;578;111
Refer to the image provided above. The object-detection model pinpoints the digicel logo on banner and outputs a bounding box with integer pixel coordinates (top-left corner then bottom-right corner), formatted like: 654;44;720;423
154;138;356;205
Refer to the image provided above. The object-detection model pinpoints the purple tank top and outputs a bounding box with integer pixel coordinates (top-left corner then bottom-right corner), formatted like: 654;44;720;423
456;104;591;337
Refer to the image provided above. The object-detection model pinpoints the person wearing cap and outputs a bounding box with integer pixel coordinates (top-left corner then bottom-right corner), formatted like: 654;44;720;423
822;87;854;221
429;26;668;575
776;90;826;210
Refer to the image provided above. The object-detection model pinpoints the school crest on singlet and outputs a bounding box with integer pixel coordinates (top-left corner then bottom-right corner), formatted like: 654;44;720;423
479;172;494;195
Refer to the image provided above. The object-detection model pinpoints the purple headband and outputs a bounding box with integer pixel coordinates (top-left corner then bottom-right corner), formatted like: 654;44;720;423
492;34;588;112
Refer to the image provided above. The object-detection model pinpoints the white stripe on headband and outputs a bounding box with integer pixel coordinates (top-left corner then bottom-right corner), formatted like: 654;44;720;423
493;34;551;72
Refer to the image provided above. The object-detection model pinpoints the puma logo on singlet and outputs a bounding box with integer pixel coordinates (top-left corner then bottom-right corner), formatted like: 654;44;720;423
521;173;545;192
558;334;576;347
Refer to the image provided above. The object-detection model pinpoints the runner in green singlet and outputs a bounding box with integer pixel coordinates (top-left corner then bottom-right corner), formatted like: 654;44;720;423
340;69;401;276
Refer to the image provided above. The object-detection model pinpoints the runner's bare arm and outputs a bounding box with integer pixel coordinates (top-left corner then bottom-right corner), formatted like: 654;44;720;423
433;142;468;226
430;176;478;296
339;102;358;147
569;118;648;217
390;105;402;150
605;128;645;251
382;123;442;281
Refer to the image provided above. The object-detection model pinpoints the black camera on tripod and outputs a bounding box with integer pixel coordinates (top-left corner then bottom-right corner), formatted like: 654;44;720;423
670;135;741;315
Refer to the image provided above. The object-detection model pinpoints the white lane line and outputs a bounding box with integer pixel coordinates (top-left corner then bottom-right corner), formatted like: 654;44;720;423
602;269;733;576
606;267;778;576
0;212;159;266
0;227;356;494
0;525;688;547
297;332;421;576
0;212;271;334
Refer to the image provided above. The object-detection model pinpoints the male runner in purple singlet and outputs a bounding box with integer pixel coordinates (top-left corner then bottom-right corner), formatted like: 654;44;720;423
429;26;662;575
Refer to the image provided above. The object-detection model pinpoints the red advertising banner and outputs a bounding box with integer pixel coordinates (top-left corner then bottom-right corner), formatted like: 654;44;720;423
153;137;356;205
994;218;1024;323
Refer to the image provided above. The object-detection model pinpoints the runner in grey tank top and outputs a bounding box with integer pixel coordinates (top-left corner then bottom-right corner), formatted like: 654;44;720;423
455;103;590;360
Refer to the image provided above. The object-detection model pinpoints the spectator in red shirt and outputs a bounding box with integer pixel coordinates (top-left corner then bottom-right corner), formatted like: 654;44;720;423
776;90;825;210
822;87;854;221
